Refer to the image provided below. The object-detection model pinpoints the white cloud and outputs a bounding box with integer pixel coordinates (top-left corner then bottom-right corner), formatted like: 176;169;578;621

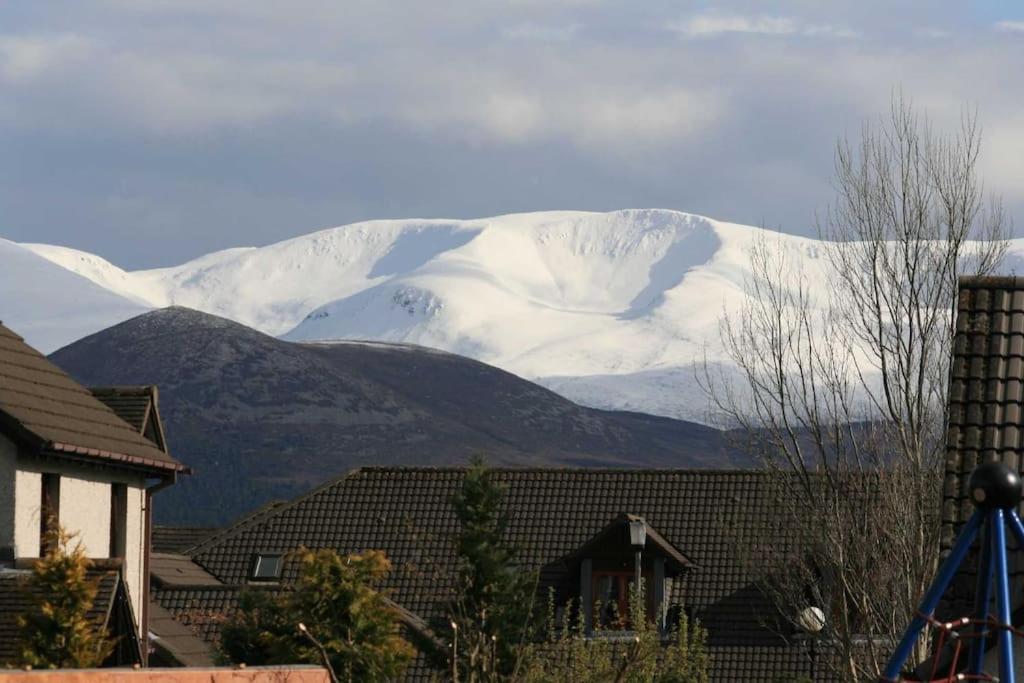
0;34;95;83
995;21;1024;34
670;13;858;39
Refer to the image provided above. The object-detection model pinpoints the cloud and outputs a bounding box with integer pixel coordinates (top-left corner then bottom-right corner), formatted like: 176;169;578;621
501;23;581;42
0;34;95;83
0;1;1022;269
670;13;858;39
995;21;1024;34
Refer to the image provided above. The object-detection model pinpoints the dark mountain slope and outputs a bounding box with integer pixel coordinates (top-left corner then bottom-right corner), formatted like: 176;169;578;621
49;307;748;525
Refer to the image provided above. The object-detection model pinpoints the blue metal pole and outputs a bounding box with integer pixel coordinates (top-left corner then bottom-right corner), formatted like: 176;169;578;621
1006;508;1024;549
881;509;985;682
967;517;995;675
992;510;1015;683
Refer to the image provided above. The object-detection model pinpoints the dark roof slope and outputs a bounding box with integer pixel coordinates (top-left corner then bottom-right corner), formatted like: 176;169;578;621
152;527;219;554
147;600;216;667
0;567;119;665
171;467;812;682
943;277;1024;546
150;553;222;589
90;386;153;433
0;322;184;473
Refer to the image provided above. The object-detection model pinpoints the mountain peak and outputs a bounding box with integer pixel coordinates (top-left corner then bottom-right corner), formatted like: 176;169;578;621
3;209;869;422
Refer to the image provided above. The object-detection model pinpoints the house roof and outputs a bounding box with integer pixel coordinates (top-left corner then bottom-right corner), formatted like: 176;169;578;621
158;467;820;682
89;386;168;453
565;512;695;572
89;387;154;435
942;277;1024;547
151;585;243;646
150;553;222;589
0;322;185;474
0;567;120;666
147;600;216;667
152;527;219;554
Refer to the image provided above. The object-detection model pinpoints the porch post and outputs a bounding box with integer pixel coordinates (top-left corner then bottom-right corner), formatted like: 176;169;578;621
653;557;666;631
580;558;593;634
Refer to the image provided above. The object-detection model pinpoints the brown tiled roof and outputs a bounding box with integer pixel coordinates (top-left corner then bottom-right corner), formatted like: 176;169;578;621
0;567;119;665
943;277;1024;546
152;527;218;554
160;467;820;682
0;322;184;473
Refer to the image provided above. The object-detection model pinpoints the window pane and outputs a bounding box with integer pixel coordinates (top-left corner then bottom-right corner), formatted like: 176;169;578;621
252;553;283;580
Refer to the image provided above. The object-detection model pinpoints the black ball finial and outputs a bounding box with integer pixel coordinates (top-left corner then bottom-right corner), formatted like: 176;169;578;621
968;462;1022;510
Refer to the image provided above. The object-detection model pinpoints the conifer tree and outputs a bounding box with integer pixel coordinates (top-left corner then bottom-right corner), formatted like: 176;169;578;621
16;523;116;669
446;456;536;681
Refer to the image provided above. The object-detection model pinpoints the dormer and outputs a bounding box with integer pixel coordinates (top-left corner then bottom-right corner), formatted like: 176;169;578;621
565;513;693;635
90;386;168;454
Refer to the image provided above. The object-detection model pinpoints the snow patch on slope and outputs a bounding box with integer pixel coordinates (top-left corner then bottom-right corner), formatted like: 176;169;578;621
9;208;982;423
0;240;147;352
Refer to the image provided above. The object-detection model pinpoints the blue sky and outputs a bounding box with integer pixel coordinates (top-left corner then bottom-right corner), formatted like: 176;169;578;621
2;1;1023;268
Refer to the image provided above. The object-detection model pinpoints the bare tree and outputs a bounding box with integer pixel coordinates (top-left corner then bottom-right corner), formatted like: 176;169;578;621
700;92;1009;680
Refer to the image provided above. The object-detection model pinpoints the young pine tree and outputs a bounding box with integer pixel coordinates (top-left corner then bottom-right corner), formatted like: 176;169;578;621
16;523;116;669
447;457;536;681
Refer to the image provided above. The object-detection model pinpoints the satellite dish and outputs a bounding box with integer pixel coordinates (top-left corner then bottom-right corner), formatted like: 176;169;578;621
797;606;826;634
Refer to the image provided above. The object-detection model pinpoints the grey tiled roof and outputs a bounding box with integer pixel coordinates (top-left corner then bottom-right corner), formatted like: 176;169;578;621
152;585;240;645
152;527;219;554
158;467;822;681
943;277;1024;546
150;553;223;589
148;601;216;667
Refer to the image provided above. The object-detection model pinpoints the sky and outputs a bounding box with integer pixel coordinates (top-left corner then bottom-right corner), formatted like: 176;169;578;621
2;1;1023;269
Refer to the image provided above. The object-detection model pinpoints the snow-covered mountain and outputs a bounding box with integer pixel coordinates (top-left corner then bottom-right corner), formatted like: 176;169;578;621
0;209;894;421
0;238;148;352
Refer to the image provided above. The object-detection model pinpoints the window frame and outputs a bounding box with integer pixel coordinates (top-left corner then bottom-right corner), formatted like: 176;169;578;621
250;552;284;582
109;482;128;558
39;473;61;554
591;569;653;630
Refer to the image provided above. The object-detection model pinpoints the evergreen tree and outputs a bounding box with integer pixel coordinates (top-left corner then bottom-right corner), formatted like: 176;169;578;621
16;523;116;669
446;456;536;681
219;548;414;683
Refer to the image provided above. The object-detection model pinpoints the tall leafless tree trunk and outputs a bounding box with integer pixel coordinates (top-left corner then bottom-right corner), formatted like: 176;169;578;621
700;93;1008;680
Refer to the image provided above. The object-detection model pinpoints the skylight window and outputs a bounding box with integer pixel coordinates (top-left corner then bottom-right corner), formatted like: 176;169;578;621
250;553;283;581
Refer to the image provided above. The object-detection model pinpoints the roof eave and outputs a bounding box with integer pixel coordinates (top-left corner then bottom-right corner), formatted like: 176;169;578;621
46;441;190;475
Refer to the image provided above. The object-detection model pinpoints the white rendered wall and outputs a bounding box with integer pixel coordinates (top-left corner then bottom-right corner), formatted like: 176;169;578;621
124;483;145;630
9;454;148;637
13;468;41;558
60;476;111;558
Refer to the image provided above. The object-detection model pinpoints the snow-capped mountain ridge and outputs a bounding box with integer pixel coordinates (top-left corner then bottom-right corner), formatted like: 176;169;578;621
3;209;876;421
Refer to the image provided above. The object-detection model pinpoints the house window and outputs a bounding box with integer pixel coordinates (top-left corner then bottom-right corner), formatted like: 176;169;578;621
250;553;283;581
40;473;60;553
110;483;127;558
592;571;652;629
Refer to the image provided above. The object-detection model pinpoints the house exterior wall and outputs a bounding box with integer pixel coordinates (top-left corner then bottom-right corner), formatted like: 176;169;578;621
9;451;148;639
124;484;145;630
13;467;41;559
